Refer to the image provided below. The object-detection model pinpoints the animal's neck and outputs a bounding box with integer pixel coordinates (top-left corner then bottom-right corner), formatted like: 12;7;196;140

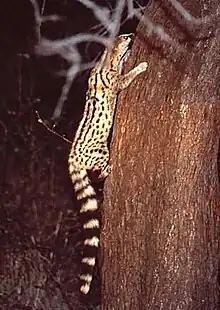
96;48;121;72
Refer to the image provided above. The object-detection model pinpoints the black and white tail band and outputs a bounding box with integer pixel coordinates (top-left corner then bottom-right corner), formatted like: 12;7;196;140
69;166;100;294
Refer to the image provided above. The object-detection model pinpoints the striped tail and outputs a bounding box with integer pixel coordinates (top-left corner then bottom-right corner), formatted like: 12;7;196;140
69;163;100;294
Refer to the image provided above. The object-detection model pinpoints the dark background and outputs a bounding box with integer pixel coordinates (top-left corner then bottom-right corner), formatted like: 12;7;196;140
0;0;146;308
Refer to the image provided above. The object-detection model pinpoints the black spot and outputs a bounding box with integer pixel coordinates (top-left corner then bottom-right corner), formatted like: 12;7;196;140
105;113;108;119
96;125;99;129
96;119;100;123
99;112;103;117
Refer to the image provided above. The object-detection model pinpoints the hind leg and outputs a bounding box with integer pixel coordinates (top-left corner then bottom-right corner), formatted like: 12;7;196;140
98;163;111;180
89;145;110;180
98;145;110;180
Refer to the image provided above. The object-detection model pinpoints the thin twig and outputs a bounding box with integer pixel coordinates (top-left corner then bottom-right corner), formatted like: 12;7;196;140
0;120;8;138
35;111;71;144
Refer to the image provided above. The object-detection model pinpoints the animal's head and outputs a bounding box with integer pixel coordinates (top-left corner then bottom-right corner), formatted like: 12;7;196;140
113;33;134;59
96;33;134;73
110;33;134;73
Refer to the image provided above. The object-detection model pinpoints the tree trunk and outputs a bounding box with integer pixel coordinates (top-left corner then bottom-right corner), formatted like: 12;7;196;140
102;1;220;309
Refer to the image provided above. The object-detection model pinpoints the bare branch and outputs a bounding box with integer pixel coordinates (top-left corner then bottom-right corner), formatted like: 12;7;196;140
35;34;112;121
29;0;64;42
51;61;96;121
109;0;126;40
168;0;210;24
32;0;213;120
29;0;42;42
77;0;112;32
127;0;134;18
134;8;178;47
35;34;111;58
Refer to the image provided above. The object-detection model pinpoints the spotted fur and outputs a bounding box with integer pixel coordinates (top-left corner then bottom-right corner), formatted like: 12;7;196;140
68;33;148;294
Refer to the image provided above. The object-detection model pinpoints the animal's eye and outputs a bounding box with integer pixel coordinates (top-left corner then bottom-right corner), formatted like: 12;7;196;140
121;34;130;41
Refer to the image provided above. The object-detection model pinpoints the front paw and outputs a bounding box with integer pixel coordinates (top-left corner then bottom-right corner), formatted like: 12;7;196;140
138;62;148;73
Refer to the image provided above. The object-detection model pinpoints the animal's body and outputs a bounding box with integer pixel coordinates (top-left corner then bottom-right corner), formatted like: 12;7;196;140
68;33;147;294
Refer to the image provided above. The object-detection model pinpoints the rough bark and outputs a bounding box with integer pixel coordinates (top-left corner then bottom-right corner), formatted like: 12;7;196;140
102;1;220;309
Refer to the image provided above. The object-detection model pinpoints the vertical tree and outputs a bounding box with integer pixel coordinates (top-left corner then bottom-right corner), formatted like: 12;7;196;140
102;1;220;308
1;0;220;309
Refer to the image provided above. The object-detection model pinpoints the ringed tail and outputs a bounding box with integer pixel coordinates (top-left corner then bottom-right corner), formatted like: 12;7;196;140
68;162;100;294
